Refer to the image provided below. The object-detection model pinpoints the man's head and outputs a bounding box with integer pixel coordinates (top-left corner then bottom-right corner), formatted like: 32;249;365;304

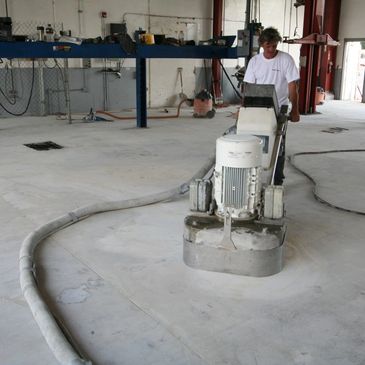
259;27;282;59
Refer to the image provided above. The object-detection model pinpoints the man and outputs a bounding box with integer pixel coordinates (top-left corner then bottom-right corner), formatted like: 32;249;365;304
243;27;300;185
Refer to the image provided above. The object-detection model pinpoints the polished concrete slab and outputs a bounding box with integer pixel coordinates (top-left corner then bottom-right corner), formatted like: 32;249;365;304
1;101;365;365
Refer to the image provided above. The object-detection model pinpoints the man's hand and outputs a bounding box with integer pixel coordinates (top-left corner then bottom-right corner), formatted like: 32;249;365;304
289;110;300;122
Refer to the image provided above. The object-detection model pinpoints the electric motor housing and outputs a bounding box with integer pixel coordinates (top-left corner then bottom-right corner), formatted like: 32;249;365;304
214;134;262;219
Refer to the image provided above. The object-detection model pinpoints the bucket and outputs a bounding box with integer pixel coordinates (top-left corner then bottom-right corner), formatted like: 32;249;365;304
141;33;155;45
315;87;325;105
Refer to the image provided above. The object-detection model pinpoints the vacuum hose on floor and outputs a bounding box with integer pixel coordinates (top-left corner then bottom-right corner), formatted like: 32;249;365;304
19;155;215;365
288;149;365;216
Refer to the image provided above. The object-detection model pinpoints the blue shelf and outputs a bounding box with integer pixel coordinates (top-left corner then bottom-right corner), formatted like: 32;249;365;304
137;45;238;59
0;42;238;59
0;41;239;128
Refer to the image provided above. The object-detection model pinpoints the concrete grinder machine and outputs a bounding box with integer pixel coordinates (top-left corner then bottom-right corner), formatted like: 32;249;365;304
183;84;288;277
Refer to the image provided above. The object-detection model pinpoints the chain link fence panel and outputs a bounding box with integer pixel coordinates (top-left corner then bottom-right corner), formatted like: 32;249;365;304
0;21;136;118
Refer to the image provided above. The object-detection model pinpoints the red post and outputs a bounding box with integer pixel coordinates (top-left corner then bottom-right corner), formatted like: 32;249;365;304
319;0;341;92
299;0;329;113
299;0;316;114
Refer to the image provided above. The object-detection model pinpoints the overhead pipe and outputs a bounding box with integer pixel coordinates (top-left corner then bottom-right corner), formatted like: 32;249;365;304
5;0;9;17
245;0;251;28
121;12;243;24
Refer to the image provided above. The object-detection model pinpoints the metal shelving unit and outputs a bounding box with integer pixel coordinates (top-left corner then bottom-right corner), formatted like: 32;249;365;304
0;42;238;127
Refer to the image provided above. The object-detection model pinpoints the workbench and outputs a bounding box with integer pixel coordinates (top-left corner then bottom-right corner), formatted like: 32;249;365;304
0;42;238;127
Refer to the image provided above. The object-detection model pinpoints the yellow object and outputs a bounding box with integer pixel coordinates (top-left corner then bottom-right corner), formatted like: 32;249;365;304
142;33;155;45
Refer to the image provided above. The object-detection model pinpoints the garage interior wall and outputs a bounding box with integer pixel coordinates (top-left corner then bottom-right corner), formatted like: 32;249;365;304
0;0;304;113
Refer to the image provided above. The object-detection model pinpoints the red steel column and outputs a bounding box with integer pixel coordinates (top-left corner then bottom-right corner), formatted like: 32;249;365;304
309;0;323;113
299;0;327;113
299;0;316;114
212;0;223;102
319;0;341;92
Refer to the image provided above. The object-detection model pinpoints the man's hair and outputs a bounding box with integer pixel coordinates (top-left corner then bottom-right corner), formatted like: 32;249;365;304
259;27;282;44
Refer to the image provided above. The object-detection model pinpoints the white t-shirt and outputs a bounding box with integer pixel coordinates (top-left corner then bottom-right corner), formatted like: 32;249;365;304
243;51;299;107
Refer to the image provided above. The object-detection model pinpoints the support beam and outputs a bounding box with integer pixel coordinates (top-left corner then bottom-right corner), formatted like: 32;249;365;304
319;0;341;92
136;58;147;128
299;0;316;114
299;0;324;114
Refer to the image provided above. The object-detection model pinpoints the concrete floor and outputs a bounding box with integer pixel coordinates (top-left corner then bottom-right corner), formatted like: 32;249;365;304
1;101;365;365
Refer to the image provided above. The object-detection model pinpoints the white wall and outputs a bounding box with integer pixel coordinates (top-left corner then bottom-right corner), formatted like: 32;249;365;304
144;0;213;107
337;0;365;67
2;0;214;107
2;0;304;107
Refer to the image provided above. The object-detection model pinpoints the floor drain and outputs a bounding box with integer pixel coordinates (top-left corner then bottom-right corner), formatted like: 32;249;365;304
24;141;64;151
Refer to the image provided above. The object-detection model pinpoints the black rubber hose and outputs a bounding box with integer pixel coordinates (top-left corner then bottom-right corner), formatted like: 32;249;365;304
288;149;365;216
0;60;35;116
218;59;243;102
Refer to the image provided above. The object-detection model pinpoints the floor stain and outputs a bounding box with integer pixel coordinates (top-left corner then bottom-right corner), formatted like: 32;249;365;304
57;284;90;304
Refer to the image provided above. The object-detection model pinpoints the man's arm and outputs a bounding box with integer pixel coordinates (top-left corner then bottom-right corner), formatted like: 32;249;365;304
288;80;300;122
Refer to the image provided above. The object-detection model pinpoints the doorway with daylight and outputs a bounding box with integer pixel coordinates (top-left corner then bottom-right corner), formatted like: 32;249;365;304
341;40;365;102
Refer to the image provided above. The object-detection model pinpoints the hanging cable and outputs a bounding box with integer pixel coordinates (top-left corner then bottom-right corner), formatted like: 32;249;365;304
54;58;69;107
0;63;17;105
10;60;15;94
0;60;35;116
17;59;25;99
43;59;58;69
218;59;243;102
54;59;64;79
288;149;365;216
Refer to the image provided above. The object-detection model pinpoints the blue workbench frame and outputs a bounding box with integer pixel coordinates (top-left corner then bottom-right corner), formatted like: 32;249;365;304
0;42;238;127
